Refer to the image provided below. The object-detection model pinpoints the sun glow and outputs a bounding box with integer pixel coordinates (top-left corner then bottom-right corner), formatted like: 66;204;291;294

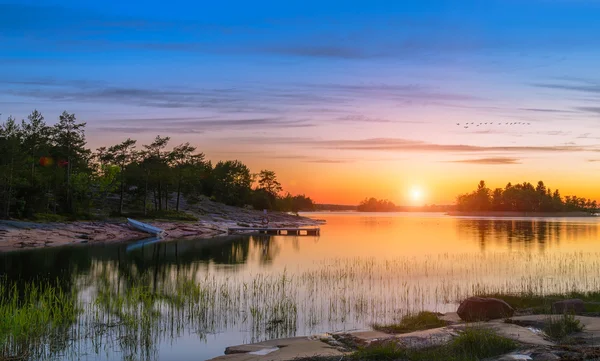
410;187;424;203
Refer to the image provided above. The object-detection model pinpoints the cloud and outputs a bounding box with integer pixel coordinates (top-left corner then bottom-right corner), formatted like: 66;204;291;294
446;157;521;165
259;45;369;59
303;159;351;163
92;127;205;135
533;82;600;95
520;108;577;113
300;83;482;101
336;114;423;124
577;107;600;114
94;117;314;133
309;138;592;153
241;137;599;153
2;77;480;124
536;130;571;136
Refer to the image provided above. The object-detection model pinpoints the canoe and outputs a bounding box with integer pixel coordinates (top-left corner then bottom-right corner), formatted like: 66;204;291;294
127;218;165;237
126;236;162;252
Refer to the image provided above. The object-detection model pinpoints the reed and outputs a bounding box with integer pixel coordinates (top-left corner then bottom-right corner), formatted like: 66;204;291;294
0;278;79;360
4;249;600;360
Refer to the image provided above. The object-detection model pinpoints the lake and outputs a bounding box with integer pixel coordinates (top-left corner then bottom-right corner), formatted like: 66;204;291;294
3;212;600;360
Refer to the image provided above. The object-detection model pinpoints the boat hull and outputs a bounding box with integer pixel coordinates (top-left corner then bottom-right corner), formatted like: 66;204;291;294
127;218;165;236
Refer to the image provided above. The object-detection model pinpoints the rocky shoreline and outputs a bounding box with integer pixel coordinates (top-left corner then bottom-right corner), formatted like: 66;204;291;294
0;199;321;252
209;297;600;361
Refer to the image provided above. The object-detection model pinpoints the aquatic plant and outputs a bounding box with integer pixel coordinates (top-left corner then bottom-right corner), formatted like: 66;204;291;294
543;314;584;341
4;248;600;360
0;279;79;360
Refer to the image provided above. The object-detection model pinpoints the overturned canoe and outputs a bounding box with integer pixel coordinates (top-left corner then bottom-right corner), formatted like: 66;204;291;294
127;218;165;237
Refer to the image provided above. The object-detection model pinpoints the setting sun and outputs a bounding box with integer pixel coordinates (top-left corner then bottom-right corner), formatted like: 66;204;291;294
410;187;423;202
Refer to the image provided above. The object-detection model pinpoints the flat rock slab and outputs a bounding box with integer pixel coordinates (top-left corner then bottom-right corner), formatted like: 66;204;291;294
510;314;600;332
509;314;600;344
452;321;554;347
207;337;345;361
440;312;462;324
332;330;390;346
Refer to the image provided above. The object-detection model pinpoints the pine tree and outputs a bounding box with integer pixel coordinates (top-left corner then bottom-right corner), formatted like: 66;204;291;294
52;111;90;213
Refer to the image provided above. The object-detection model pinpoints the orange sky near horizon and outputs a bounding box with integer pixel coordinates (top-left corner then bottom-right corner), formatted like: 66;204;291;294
200;140;600;206
80;127;600;207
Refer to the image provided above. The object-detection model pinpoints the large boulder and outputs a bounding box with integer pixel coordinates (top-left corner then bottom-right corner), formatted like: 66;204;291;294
457;297;514;321
552;299;585;314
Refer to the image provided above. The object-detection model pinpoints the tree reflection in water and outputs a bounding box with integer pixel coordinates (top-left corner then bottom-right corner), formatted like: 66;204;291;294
455;219;596;251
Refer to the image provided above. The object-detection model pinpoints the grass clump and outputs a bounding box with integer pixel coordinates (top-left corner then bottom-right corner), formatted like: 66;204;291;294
333;327;518;361
544;314;583;340
448;328;517;360
30;213;69;223
372;311;447;334
0;280;80;359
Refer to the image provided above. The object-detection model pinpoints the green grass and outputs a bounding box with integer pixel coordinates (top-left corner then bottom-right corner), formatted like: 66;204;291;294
318;327;518;361
30;213;69;222
543;314;584;340
372;311;447;334
0;280;80;359
447;328;517;360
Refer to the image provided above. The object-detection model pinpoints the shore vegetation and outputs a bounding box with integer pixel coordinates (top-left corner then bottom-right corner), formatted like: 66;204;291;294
0;110;315;220
456;180;597;213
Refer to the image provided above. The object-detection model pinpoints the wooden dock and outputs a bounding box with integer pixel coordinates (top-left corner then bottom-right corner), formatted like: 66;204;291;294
227;227;320;236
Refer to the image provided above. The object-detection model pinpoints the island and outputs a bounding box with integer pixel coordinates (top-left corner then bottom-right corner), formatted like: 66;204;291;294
450;180;597;217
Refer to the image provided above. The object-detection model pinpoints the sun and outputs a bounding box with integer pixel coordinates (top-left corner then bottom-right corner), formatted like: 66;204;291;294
410;187;423;203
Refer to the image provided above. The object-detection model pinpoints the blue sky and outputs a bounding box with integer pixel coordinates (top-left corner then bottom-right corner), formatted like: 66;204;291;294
2;0;600;203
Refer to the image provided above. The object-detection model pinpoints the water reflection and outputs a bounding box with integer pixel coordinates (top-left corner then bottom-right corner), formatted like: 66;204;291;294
455;218;598;251
3;213;600;360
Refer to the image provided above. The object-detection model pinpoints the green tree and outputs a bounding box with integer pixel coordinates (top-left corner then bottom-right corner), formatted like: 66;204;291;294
212;160;252;206
52;111;90;213
169;143;206;211
143;136;170;211
106;139;137;215
257;170;283;196
0;117;24;217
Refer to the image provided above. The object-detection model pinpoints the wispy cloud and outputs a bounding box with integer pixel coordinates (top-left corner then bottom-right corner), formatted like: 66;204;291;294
520;108;578;114
336;114;423;124
533;82;600;95
303;159;351;163
259;45;370;59
446;157;521;165
2;77;480;126
577;107;600;114
94;117;314;133
241;137;599;153
308;138;593;153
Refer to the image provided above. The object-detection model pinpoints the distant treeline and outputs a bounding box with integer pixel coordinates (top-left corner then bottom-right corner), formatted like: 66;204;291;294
358;198;397;212
456;180;597;212
0;110;315;219
315;204;357;211
356;198;454;212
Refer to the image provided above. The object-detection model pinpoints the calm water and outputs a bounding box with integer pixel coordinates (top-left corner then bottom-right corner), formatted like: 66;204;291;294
3;212;600;360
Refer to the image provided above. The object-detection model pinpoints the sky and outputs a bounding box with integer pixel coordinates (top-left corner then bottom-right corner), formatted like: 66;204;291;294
2;0;600;205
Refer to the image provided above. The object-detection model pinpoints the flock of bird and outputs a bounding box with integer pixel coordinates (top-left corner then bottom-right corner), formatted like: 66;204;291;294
457;122;531;129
